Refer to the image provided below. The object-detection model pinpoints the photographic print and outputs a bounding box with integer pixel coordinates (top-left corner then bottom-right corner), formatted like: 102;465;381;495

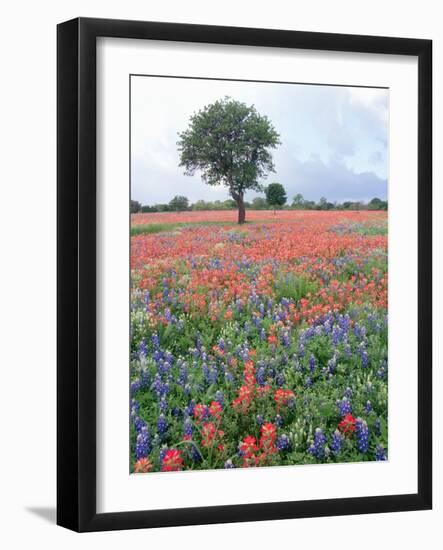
129;76;389;474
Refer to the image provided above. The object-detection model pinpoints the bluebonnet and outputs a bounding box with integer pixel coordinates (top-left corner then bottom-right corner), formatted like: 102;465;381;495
190;444;202;462
224;459;234;469
130;398;140;417
274;414;283;427
375;444;387;461
327;355;336;375
131;379;142;395
276;434;291;451
356;418;369;453
135;426;151;459
133;416;146;433
275;372;285;387
183;418;193;439
225;371;235;385
151;333;160;349
281;331;290;347
376;359;388;379
214;390;224;407
337;397;352;417
374;418;382;436
364;400;373;414
308;428;327;459
159;396;168;415
330;429;344;455
177;363;188;387
305;376;312;388
344;387;353;398
157;414;168;437
360;350;369;369
184;400;196;417
256;414;264;426
309;354;316;373
138;339;148;358
256;366;266;387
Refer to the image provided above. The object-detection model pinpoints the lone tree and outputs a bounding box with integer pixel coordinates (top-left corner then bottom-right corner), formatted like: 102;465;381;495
265;182;287;213
177;97;280;224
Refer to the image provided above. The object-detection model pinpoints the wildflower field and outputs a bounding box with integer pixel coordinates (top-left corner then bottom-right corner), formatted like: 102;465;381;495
130;210;388;473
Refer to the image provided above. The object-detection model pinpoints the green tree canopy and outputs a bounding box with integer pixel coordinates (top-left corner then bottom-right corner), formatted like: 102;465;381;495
177;97;280;223
130;199;141;214
292;193;304;208
252;196;268;210
169;195;189;212
265;182;287;210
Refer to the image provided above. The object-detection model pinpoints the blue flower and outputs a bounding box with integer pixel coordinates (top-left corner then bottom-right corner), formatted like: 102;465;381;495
309;354;316;373
276;434;291;451
135;426;151;459
330;429;344;455
375;444;387;461
374;417;382;436
274;414;283;427
214;390;224;407
337;397;352;417
159;396;168;414
183;418;193;439
157;414;168;437
355;418;369;453
308;428;327;459
151;333;160;349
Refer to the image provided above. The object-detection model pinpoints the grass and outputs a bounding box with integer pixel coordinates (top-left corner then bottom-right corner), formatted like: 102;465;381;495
131;221;242;236
329;222;387;236
274;272;318;302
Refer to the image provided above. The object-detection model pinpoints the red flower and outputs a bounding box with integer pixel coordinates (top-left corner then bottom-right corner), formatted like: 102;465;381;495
274;388;295;410
259;422;277;452
133;457;153;473
239;435;258;459
267;334;278;345
201;422;217;447
209;401;223;419
161;449;184;472
193;403;208;422
232;385;253;413
338;414;357;435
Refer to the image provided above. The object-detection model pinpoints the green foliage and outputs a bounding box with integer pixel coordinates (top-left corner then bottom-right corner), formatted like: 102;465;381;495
131;221;239;236
168;195;190;212
292;193;304;208
273;272;318;302
265;182;287;208
251;196;268;210
130;199;141;213
178;97;280;194
177;97;280;223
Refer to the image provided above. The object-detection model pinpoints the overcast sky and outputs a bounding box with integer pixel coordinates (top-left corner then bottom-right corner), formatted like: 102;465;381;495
131;76;388;205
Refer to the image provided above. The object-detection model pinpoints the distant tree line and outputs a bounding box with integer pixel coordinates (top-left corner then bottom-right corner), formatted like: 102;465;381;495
131;190;387;214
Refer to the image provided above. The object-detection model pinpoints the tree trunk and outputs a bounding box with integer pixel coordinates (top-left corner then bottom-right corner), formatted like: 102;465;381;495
231;189;246;224
237;195;246;224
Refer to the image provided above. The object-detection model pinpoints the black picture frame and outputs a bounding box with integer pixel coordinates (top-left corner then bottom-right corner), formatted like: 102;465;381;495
57;17;432;532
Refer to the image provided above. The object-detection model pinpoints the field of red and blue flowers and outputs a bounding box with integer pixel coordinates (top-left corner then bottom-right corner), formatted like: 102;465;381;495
130;210;388;473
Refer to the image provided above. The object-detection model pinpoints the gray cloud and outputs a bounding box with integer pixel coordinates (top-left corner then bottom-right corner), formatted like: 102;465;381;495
131;76;388;205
